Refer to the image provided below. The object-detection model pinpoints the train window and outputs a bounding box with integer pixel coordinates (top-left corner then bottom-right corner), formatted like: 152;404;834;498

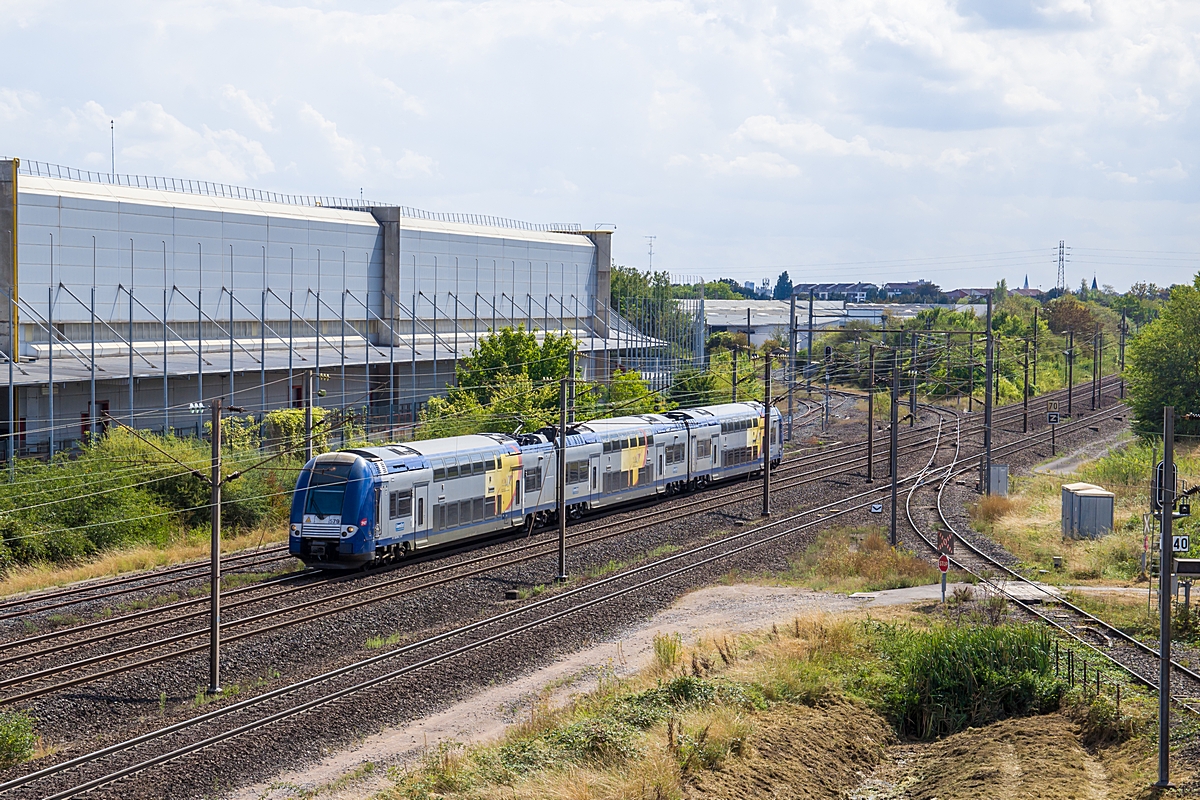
473;498;485;520
471;456;485;475
433;463;446;482
515;479;521;504
445;462;459;479
434;505;443;531
638;466;651;484
524;467;543;492
603;441;611;453
304;462;352;519
638;435;646;446
592;466;597;489
389;490;413;518
446;503;459;528
458;456;472;475
484;496;497;518
647;434;654;444
460;499;473;523
417;497;424;526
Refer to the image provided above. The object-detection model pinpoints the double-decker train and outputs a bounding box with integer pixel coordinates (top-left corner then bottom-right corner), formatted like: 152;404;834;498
288;401;783;569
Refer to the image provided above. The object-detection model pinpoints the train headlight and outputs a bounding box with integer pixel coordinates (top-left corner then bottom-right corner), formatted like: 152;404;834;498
289;524;299;537
343;525;357;537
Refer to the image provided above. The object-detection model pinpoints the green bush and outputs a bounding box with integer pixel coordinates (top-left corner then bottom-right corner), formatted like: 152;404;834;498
0;428;295;572
0;711;35;768
875;623;1065;739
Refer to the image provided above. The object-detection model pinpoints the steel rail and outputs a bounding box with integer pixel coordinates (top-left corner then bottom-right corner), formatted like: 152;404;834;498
0;413;950;702
2;425;950;799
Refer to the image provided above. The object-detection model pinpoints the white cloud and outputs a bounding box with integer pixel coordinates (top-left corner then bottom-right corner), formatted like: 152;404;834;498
300;104;366;178
300;104;434;180
377;77;426;117
1147;160;1188;181
394;149;435;178
0;87;36;122
700;152;801;179
0;0;1198;288
77;100;273;182
221;85;274;132
734;115;912;167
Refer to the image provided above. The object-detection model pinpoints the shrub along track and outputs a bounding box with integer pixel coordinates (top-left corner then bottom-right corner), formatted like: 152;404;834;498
0;380;1124;799
901;395;1200;719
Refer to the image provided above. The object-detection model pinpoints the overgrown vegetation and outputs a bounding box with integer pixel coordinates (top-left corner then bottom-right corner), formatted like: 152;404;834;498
977;437;1200;584
1125;273;1200;437
876;623;1063;738
418;327;664;438
0;711;36;769
381;613;1144;800
0;428;296;574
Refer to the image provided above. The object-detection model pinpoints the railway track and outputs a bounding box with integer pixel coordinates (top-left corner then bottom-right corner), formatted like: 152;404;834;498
0;379;1131;798
0;392;927;702
0;379;1116;704
0;411;960;800
0;372;1091;619
902;399;1200;718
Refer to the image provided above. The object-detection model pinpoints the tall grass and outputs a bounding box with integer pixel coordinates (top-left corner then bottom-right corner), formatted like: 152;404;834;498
877;623;1063;739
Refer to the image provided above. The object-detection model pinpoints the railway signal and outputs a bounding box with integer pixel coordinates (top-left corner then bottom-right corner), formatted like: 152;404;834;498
938;553;949;603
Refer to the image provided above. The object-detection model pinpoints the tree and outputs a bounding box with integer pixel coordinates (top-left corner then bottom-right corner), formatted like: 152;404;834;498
773;271;793;300
1045;295;1095;336
454;326;574;404
1125;275;1200;437
669;367;719;407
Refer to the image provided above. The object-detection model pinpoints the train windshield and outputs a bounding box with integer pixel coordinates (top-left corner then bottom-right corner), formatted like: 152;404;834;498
304;462;353;518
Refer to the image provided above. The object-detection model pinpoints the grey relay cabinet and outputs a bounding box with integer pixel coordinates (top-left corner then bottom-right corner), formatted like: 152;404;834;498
1061;482;1115;539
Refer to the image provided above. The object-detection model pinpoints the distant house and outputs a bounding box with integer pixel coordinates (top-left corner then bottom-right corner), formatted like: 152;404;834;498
945;287;992;302
883;280;931;298
1013;287;1045;298
792;282;876;303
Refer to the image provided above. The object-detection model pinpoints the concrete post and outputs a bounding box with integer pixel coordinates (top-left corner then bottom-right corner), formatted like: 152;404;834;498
0;160;15;362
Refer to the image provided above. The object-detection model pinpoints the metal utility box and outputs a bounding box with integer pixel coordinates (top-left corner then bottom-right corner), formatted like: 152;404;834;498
1061;482;1115;539
988;464;1009;497
1061;482;1099;536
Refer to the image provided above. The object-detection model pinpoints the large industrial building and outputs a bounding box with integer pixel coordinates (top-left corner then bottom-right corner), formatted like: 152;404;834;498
0;158;643;456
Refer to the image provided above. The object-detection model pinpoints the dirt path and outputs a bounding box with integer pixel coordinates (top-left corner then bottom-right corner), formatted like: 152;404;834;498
1032;428;1131;476
233;583;923;800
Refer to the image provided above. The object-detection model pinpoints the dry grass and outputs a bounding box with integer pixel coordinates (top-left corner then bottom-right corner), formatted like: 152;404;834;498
971;494;1015;522
0;525;289;598
760;526;942;594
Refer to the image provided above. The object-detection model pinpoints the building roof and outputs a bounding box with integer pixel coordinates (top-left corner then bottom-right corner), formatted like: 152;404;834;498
702;299;845;329
18;172;589;247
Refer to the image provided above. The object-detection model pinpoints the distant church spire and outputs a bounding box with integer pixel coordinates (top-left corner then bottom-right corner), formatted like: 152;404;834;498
1091;274;1098;291
1023;274;1029;289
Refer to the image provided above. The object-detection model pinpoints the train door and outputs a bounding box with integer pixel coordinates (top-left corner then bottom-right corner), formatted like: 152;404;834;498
413;482;429;547
589;453;600;502
655;439;666;493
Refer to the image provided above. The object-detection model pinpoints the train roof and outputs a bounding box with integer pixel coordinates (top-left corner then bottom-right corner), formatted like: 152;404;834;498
341;433;517;464
664;402;765;421
574;413;681;433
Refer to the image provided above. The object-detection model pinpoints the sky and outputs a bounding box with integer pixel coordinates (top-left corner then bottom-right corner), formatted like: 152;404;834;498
1;0;1198;292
